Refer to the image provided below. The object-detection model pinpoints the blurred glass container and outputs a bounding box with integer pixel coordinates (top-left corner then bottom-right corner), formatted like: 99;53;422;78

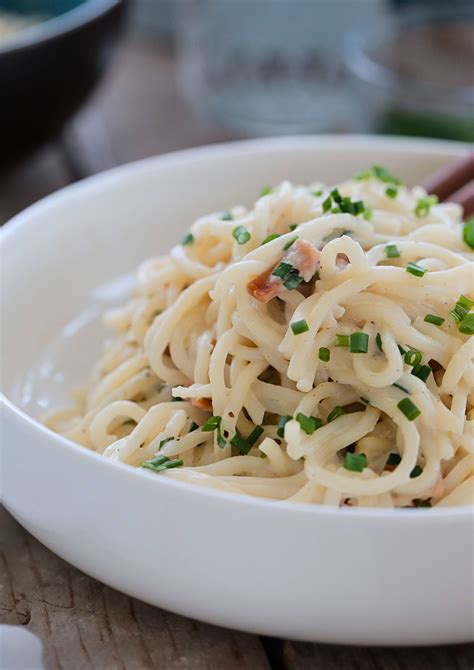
176;0;389;135
345;5;474;141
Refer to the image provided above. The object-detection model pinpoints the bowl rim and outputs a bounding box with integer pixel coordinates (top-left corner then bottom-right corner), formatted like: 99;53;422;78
2;134;473;521
0;0;124;56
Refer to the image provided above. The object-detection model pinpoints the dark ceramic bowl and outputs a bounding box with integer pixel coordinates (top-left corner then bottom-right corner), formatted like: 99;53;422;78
0;0;126;167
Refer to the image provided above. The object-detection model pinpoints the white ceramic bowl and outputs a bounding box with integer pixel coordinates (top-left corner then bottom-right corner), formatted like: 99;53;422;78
1;136;473;646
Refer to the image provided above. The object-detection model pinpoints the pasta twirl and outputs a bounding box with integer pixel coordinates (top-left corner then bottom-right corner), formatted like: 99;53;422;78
46;169;474;508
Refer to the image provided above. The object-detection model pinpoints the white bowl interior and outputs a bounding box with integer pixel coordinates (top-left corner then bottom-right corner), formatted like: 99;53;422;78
2;136;467;416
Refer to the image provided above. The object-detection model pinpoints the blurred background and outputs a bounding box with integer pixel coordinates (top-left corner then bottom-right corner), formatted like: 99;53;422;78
0;0;472;224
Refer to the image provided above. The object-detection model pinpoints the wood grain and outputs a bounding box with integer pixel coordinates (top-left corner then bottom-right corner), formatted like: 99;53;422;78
0;506;270;670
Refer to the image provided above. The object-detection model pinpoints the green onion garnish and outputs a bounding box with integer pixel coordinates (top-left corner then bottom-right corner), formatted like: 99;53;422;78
411;364;431;382
406;261;427;277
385;244;400;258
259;186;272;197
410;464;423;478
393;382;410;393
415;195;438;218
414;498;432;508
289;223;298;231
385;186;398;199
283;236;298;250
327;406;346;423
372;165;401;185
424;314;445;326
291;319;309;335
296;413;323;435
159;436;173;450
398;344;406;355
277;415;292;438
404;350;422;366
355;169;371;180
233;225;251;245
141;455;183;472
322;195;332;212
272;261;293;279
312;190;323;197
221;210;233;221
363;207;373;221
319;347;330;362
181;232;194;245
230;425;264;455
375;332;383;352
459;313;474;335
463;218;474;249
336;334;350;347
202;415;226;447
189;422;199;432
261;233;280;245
360;397;370;405
386;452;401;467
397;398;421;421
350;332;369;354
283;269;303;290
450;295;474;324
343;452;368;472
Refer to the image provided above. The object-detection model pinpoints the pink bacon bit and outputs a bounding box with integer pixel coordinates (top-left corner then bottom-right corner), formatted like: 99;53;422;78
247;238;320;304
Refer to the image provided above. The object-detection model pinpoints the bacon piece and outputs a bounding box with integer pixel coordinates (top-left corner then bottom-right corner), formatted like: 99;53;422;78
191;397;213;411
432;475;445;499
286;239;321;281
247;238;320;303
247;268;281;304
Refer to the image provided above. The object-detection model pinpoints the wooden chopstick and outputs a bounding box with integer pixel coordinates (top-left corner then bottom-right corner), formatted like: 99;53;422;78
422;153;474;216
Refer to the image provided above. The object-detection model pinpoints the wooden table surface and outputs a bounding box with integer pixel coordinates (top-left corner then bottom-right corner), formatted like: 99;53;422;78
1;36;473;670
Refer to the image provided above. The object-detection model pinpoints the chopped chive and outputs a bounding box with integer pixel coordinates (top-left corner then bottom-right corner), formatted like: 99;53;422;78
291;319;309;335
350;332;369;354
406;261;427;277
221;210;233;221
385;244;400;258
259;186;272;197
283;235;298;250
188;421;199;433
181;232;194;245
386;452;401;467
277;415;292;438
360;397;370;405
260;451;267;459
272;261;293;279
343;452;368;472
459;313;474;335
414;195;438;217
202;415;222;432
424;314;445;326
327;406;346;423
397;397;421;421
322;195;332;212
372;165;400;185
336;334;350;347
411;364;431;382
414;498;431;507
312;190;323;197
385;186;398;199
296;413;323;435
355;169;372;180
159;436;173;450
375;332;383;352
398;344;406;355
233;225;251;245
410;464;423;478
393;382;410;393
404;350;422;366
450;294;473;324
319;347;330;362
288;223;298;231
261;233;281;245
463;218;474;249
283;269;303;290
363;207;373;221
230;425;264;455
141;455;183;472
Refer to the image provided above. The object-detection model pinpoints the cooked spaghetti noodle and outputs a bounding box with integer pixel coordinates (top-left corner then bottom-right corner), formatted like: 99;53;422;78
46;168;474;508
